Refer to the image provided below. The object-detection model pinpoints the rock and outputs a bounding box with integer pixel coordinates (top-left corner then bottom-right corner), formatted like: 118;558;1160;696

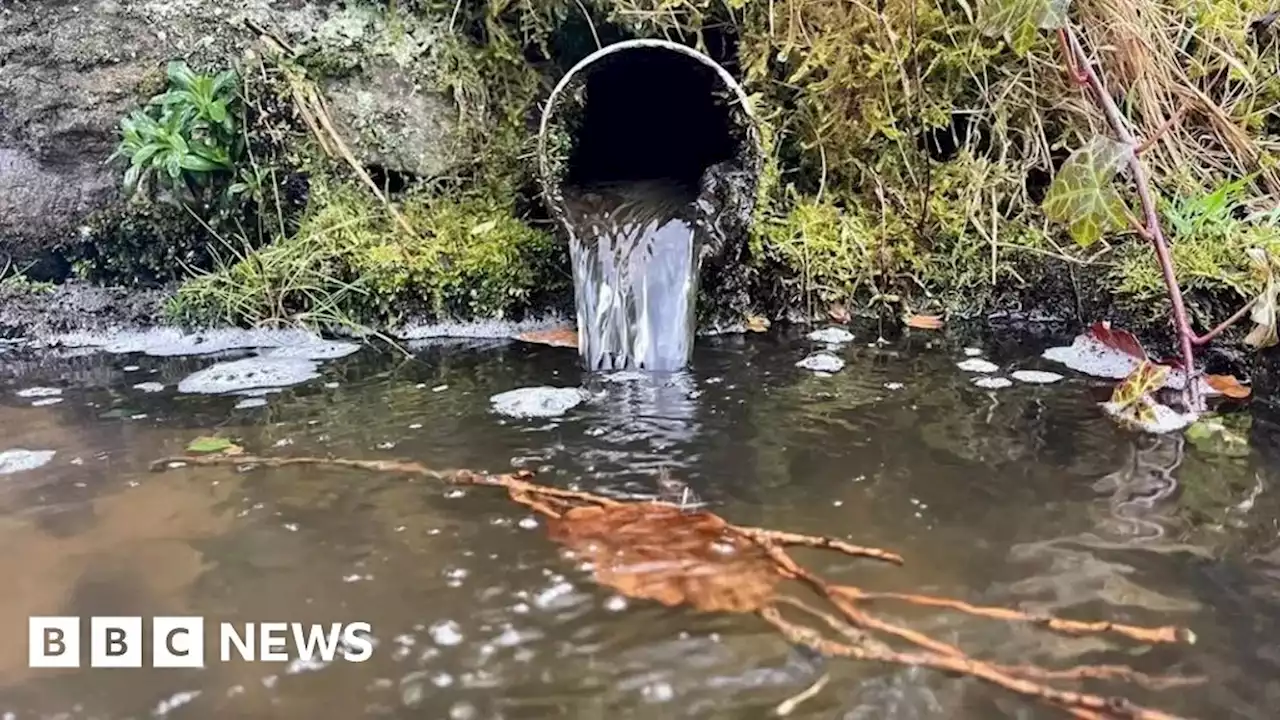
0;1;463;267
322;63;465;178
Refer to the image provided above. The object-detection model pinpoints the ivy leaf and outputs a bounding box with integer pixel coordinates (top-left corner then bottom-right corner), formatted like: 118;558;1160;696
980;0;1070;52
1245;247;1279;349
1109;360;1169;412
1043;136;1134;247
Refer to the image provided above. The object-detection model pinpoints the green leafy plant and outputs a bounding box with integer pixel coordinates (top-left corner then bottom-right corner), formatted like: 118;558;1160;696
111;61;242;204
1042;136;1133;247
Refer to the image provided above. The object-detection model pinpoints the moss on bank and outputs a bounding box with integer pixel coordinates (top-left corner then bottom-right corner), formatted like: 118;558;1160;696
83;0;1279;337
167;177;567;328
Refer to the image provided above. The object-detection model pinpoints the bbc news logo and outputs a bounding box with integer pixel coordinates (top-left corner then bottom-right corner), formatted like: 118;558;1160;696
29;617;373;668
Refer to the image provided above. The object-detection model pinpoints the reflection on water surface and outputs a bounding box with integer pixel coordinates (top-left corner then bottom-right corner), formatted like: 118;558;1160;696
0;331;1278;719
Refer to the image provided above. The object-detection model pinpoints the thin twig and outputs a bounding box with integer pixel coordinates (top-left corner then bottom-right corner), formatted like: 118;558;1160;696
759;608;1189;720
1064;27;1201;410
838;588;1194;645
152;452;1196;719
1191;297;1257;346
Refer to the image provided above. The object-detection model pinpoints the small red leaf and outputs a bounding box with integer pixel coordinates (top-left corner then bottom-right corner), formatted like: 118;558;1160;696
1088;321;1148;361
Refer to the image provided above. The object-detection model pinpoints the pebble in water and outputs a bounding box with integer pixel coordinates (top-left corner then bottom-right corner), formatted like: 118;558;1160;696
796;352;845;373
0;449;56;475
963;347;983;356
489;387;588;418
956;358;999;373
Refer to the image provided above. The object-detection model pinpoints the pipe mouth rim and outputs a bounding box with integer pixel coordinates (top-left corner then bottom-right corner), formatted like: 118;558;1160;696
536;38;761;218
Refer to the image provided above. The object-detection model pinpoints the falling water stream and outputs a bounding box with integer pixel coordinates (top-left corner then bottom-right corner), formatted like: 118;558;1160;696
562;179;702;372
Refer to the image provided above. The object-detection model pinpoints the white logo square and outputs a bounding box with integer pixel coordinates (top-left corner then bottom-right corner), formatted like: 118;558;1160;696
91;616;142;668
29;617;79;668
153;617;204;668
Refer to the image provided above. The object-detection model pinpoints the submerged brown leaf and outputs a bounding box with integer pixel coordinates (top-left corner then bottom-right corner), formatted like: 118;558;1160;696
746;315;771;333
546;504;780;613
516;326;578;349
904;314;944;330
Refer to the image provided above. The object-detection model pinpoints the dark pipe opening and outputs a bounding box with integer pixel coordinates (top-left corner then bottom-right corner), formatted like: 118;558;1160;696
564;48;738;190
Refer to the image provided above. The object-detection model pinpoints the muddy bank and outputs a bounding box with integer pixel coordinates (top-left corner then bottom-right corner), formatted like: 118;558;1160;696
0;282;169;339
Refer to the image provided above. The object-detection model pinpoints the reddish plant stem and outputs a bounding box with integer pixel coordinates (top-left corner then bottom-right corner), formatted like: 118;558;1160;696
1062;28;1202;409
1191;298;1256;346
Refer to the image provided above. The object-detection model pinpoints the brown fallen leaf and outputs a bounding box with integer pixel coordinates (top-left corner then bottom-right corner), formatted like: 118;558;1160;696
1204;374;1251;399
515;326;578;349
828;303;851;324
904;314;944;330
746;315;771;333
546;503;781;613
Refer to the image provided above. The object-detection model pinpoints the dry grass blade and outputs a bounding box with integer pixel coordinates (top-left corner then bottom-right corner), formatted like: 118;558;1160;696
151;452;1199;718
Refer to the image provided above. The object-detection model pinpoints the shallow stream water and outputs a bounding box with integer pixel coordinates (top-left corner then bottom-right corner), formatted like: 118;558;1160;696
0;329;1278;719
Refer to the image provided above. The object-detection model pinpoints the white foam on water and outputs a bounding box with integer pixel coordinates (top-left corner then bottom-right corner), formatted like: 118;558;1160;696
1041;335;1189;389
490;387;588;418
178;357;320;395
153;690;200;717
234;397;269;410
133;382;165;393
428;620;464;647
1010;370;1064;384
52;328;362;360
973;377;1013;389
15;387;61;398
963;347;983;356
808;327;855;344
957;358;999;373
397;315;568;340
0;449;56;475
797;353;845;373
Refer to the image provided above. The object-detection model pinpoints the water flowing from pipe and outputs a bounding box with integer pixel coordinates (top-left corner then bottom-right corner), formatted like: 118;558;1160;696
562;179;701;372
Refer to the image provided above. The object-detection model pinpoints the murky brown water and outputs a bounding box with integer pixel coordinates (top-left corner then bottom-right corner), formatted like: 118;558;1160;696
1;331;1278;719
